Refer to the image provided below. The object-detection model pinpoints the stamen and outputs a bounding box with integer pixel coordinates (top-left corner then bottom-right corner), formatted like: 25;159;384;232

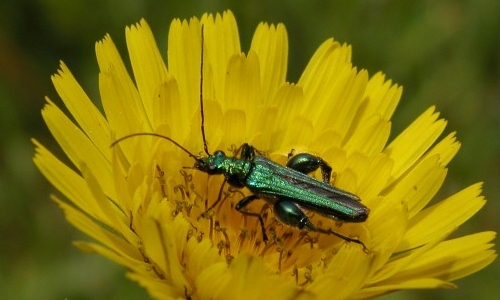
215;221;231;255
179;169;192;198
173;185;187;201
138;241;165;280
237;229;248;249
155;165;167;198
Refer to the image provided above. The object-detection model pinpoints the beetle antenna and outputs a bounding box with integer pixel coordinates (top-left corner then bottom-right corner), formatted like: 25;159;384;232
111;133;201;162
200;24;210;156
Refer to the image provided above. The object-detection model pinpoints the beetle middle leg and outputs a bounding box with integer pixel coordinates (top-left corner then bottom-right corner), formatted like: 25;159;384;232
286;152;333;184
235;194;268;242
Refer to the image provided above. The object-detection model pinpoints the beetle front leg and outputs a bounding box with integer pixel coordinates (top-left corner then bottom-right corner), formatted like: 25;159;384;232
234;143;256;160
286;153;333;184
235;194;268;242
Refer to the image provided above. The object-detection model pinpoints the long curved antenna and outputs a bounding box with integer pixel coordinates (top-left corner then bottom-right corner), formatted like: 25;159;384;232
111;133;201;161
200;24;210;156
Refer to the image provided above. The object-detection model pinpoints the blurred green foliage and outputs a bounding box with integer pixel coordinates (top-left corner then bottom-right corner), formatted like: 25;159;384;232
0;0;497;299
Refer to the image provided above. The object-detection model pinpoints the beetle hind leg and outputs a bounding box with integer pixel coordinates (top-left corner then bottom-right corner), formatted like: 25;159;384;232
274;199;368;252
286;153;333;184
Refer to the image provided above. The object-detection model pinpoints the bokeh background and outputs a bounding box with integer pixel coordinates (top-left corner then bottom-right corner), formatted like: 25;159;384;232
0;0;497;299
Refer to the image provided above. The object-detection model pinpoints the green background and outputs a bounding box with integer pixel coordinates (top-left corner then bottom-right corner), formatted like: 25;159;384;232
0;0;497;299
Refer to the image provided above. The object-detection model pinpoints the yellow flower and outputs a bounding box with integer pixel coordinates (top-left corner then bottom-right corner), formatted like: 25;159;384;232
33;10;496;300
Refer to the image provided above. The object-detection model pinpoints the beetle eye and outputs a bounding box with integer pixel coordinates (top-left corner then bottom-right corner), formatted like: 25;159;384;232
206;164;218;174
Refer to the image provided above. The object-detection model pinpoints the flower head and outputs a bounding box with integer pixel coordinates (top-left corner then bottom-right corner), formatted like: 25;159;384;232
33;10;496;299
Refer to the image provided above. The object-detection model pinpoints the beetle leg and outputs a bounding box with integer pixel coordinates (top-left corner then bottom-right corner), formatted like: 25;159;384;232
274;199;367;252
235;194;268;242
200;179;227;218
234;143;256;160
273;199;313;230
286;153;333;184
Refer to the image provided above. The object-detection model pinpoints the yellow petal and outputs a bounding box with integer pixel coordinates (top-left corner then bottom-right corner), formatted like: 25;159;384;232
51;62;111;151
315;68;368;140
400;183;486;250
391;231;496;282
75;241;140;273
154;78;180;137
80;162;132;234
344;114;391;156
360;72;402;122
96;35;148;134
201;11;241;101
369;229;449;284
33;139;95;214
386;154;446;219
424;131;460;167
224;52;261;114
355;278;456;299
126;19;169;125
309;245;371;299
384;106;447;182
55;196;137;264
250;22;288;101
41;100;115;198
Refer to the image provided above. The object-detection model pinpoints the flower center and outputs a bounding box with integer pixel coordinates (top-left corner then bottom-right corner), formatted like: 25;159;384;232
156;164;355;284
